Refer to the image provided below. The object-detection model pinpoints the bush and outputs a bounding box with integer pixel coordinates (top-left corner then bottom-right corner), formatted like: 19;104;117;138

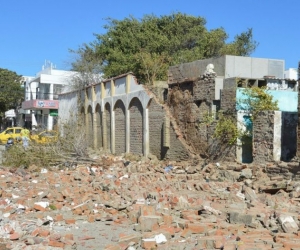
3;120;89;169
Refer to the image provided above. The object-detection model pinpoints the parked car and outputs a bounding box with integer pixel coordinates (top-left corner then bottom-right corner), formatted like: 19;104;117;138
0;127;23;144
30;130;58;144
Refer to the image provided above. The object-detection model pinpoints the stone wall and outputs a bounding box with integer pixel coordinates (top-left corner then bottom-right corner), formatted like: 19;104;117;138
148;98;189;161
220;89;236;115
193;76;215;102
114;100;126;155
87;106;93;148
253;111;274;163
95;105;103;148
129;98;143;155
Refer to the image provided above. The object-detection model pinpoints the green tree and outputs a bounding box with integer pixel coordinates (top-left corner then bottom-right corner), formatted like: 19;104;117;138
71;13;258;84
0;68;23;124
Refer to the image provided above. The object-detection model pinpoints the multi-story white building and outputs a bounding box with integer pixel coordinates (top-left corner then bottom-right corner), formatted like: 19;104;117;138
21;61;77;130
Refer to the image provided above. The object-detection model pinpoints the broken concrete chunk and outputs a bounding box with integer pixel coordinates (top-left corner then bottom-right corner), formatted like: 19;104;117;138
278;215;299;233
229;212;253;225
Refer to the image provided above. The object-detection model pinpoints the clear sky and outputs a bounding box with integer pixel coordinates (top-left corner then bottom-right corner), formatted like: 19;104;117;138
0;0;299;77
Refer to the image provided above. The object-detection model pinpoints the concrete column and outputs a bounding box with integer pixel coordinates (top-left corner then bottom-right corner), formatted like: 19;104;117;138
273;111;282;161
48;115;53;130
111;80;115;96
236;111;244;163
126;75;130;94
143;107;149;157
126;109;130;153
49;84;54;100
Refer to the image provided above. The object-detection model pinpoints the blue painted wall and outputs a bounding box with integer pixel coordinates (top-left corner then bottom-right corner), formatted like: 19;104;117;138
236;88;298;112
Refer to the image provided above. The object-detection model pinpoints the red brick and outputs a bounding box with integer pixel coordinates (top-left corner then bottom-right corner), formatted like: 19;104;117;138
141;239;156;249
9;232;20;240
65;219;76;224
33;204;46;211
55;214;63;222
49;240;65;248
64;234;74;240
185;223;206;234
39;229;50;237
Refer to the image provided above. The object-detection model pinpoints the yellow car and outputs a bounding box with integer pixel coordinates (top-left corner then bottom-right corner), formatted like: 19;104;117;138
30;130;58;144
0;127;23;144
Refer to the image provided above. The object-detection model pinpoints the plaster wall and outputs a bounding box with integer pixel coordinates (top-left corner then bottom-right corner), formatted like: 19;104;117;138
115;78;126;95
105;82;111;97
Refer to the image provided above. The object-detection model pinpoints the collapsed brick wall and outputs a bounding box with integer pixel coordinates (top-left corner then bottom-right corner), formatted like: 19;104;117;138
129;98;143;155
114;100;126;155
148;99;189;161
166;76;239;162
168;82;205;155
253;111;274;163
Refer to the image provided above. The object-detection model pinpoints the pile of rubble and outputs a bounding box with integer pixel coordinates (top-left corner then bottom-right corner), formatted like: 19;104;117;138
0;154;300;249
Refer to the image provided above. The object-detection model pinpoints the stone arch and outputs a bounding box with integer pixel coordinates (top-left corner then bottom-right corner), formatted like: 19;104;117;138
129;97;143;155
114;100;126;155
95;103;103;149
87;105;93;148
103;102;111;152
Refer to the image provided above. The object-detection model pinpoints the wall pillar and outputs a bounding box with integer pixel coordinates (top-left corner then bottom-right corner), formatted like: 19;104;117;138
273;111;282;161
49;83;54;100
47;115;53;130
143;107;149;157
126;108;130;153
236;111;243;163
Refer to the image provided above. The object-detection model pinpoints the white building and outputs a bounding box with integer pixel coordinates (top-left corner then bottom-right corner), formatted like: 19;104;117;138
284;68;298;80
21;61;77;130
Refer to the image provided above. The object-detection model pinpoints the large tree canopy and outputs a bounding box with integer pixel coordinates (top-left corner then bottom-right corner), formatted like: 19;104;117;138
0;68;23;118
71;13;258;84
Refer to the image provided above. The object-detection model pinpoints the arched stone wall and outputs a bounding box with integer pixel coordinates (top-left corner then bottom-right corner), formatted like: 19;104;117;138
87;105;93;148
95;104;102;148
129;97;143;155
104;102;111;152
114;100;126;155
